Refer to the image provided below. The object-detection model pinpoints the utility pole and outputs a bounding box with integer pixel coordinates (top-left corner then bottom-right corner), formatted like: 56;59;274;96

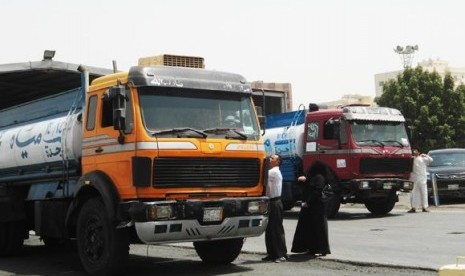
394;45;419;68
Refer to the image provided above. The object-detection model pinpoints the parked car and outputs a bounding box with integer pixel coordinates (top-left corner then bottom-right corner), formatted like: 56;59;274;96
426;148;465;200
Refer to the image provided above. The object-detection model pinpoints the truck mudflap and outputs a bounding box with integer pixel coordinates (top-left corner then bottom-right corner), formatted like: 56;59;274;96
352;178;413;193
127;196;269;244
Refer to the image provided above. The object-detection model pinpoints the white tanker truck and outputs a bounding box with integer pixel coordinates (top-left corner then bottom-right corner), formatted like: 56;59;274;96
0;56;269;275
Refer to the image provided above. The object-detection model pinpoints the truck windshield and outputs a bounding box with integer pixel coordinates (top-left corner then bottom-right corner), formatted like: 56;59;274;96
138;87;260;140
349;121;409;147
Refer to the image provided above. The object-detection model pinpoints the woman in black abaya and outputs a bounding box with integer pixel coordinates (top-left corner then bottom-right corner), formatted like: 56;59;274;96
291;173;331;256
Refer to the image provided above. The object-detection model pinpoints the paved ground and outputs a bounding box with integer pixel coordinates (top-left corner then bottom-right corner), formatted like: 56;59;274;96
173;193;465;272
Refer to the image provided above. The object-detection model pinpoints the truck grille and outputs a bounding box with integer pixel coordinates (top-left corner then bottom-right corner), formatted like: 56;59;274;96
360;158;412;174
153;157;260;187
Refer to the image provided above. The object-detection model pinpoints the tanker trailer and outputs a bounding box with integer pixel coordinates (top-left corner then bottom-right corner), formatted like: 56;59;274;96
0;88;83;254
263;109;306;210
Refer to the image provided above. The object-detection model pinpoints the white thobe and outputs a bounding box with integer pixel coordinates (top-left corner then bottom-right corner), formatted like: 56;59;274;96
410;154;433;209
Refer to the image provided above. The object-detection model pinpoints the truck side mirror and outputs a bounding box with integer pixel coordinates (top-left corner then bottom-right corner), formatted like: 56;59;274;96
109;84;127;131
405;120;413;141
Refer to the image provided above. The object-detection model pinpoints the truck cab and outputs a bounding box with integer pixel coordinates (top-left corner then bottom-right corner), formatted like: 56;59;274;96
304;105;413;216
264;104;413;217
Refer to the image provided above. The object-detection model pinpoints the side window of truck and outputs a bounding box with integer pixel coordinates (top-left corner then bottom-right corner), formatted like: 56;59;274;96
101;88;133;133
323;121;338;140
101;91;113;128
86;95;98;131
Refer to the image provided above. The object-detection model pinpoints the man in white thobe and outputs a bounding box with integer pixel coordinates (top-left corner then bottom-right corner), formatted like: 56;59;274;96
408;149;433;213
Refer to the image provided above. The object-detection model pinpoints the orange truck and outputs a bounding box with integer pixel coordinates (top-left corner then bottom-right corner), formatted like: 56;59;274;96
0;55;269;275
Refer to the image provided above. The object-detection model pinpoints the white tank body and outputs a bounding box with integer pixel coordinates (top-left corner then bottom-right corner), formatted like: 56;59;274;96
0;114;82;170
263;123;305;158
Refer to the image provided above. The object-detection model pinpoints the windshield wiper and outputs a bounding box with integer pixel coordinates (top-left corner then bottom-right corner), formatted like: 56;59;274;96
204;128;248;140
382;140;404;147
357;139;385;146
152;128;207;138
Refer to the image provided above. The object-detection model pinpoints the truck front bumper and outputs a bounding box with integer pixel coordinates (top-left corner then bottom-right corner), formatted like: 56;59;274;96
353;178;413;192
135;215;267;244
125;196;269;244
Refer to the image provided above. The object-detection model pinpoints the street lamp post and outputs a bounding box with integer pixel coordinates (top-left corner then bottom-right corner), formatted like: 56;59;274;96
394;45;419;68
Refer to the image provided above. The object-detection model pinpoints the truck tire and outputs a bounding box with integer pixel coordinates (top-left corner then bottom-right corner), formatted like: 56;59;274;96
364;194;396;215
0;220;25;256
194;238;244;264
77;198;129;275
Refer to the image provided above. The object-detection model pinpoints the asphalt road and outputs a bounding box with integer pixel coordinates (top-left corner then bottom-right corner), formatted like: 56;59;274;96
241;194;465;271
0;238;435;276
0;194;462;275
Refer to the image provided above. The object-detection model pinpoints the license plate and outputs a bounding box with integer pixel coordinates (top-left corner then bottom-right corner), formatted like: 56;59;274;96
383;183;394;190
448;184;459;190
203;207;223;222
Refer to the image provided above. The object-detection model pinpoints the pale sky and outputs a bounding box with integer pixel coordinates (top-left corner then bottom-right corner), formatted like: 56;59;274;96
2;0;465;109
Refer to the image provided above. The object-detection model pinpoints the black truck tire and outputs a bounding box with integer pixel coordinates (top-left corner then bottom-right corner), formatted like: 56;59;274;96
364;193;397;215
0;220;25;256
77;198;129;275
194;238;244;264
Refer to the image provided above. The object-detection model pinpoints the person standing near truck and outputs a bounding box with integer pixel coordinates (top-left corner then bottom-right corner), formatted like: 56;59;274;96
291;173;331;257
408;149;433;213
263;154;288;263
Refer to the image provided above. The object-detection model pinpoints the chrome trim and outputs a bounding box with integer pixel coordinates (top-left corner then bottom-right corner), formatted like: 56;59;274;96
226;143;264;151
135;215;268;244
82;142;136;156
157;141;197;150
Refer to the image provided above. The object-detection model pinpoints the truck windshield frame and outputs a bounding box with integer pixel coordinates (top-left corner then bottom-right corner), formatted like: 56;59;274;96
349;120;410;147
138;87;260;140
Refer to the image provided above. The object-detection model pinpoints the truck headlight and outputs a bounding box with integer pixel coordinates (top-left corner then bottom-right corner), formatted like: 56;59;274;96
403;181;413;189
147;205;174;220
248;200;268;214
359;181;370;189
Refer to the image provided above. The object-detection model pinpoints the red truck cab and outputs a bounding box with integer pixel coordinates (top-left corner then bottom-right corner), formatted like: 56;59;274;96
302;104;413;216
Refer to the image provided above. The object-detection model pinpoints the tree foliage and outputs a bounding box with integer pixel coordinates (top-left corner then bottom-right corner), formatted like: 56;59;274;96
375;66;465;152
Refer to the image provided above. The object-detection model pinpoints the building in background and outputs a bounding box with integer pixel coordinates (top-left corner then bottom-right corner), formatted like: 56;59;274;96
251;81;292;115
375;59;465;98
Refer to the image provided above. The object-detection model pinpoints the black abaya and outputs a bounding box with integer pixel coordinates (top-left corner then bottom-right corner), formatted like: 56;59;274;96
291;174;331;255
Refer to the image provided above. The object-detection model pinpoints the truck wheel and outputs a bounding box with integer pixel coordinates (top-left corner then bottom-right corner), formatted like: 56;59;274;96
325;195;341;218
364;194;396;215
0;220;25;256
194;238;244;264
77;198;129;275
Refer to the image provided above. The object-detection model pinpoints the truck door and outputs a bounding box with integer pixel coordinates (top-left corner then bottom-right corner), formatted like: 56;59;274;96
319;118;350;176
93;87;136;198
82;94;98;173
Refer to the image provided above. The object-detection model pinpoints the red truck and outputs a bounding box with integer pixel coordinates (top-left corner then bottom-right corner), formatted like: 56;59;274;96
264;104;413;217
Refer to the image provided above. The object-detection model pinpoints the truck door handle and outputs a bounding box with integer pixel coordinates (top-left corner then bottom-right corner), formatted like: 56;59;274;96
95;147;104;153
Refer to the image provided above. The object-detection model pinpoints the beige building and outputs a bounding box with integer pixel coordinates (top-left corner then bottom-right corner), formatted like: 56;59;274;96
319;94;374;109
251;81;292;114
374;59;465;98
